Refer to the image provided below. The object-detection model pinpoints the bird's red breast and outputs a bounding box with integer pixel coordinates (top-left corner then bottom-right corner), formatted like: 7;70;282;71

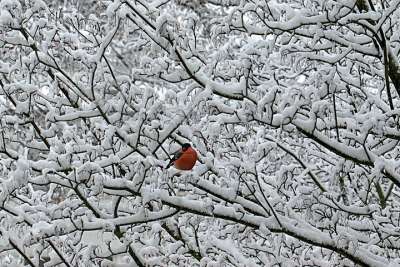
174;147;197;170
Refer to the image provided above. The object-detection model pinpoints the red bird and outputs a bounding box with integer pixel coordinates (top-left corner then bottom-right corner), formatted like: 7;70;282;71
166;143;197;170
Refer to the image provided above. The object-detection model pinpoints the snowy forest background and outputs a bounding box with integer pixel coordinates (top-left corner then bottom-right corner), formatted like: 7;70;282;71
1;0;400;266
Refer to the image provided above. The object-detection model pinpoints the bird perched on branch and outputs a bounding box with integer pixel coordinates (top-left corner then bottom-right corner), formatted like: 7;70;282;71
165;143;197;170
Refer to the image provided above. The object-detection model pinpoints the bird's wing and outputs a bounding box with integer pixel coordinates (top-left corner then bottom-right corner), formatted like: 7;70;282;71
165;149;183;169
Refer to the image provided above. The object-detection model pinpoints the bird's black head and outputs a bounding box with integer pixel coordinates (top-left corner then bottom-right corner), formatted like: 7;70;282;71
182;143;191;151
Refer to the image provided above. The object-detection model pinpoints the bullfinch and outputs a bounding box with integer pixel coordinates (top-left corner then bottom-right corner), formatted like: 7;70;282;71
165;143;197;170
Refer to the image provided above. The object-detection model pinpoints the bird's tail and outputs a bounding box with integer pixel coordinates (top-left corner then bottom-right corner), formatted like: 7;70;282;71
165;160;174;169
